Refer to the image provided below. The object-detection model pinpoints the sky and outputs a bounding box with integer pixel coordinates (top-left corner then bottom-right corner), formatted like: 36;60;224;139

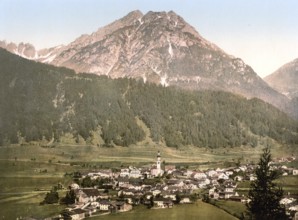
0;0;297;78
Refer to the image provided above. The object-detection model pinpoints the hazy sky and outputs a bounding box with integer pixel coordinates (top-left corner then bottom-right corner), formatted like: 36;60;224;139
0;0;297;77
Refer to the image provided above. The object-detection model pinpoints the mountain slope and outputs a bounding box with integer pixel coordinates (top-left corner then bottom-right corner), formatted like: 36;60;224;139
0;48;297;147
0;11;291;117
264;58;298;99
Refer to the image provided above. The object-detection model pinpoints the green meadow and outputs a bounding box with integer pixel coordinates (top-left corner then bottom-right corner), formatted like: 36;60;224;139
90;200;238;220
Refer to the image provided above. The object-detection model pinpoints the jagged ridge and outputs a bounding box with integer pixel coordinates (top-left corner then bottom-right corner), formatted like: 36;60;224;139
0;11;293;118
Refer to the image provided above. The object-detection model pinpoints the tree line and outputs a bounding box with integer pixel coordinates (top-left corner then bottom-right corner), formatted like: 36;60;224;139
0;48;297;148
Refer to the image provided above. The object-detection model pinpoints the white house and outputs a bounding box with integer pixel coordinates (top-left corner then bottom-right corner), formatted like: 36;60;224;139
153;198;173;208
249;174;257;181
97;170;112;178
206;170;218;178
198;178;211;188
180;197;191;204
152;189;161;197
185;170;194;178
98;200;111;211
70;183;80;190
218;173;229;180
239;166;247;172
234;175;243;182
280;197;296;205
192;172;207;180
75;188;101;204
68;209;86;220
225;171;234;176
129;168;142;178
120;169;130;177
163;192;177;201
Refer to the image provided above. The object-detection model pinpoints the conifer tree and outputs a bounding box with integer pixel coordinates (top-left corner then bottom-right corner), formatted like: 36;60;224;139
247;147;288;219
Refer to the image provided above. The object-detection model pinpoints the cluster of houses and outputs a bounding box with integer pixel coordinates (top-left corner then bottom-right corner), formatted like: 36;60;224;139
54;153;297;220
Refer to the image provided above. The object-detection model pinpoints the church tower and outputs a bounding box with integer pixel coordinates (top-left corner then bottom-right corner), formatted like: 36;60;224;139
157;151;161;174
151;150;164;177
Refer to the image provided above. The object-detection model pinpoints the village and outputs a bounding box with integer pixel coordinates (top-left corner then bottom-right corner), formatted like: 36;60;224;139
45;152;298;220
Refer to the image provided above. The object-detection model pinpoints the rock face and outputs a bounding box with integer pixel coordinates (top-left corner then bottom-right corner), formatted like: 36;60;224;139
0;10;292;116
265;58;298;99
0;41;37;59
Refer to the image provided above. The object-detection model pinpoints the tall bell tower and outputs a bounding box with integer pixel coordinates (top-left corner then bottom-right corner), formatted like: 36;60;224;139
157;151;161;174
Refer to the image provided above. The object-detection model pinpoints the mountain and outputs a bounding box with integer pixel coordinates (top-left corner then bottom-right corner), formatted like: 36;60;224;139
0;10;292;117
0;48;297;148
0;40;37;59
264;58;298;119
264;58;298;99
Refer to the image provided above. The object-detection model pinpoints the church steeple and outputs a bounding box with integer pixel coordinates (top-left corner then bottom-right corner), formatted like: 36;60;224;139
157;151;161;172
151;150;164;177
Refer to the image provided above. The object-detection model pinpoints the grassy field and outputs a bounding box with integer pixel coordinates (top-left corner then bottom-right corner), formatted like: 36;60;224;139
0;192;66;219
0;142;296;168
212;200;247;219
90;200;238;220
0;159;72;219
236;176;298;196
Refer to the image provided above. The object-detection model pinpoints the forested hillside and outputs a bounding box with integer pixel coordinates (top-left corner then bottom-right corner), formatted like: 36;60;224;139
0;48;297;147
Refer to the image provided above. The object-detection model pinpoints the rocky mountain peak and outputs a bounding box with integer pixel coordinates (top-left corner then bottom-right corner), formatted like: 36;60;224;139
123;10;144;22
0;10;292;117
0;40;37;59
265;58;298;99
71;10;143;47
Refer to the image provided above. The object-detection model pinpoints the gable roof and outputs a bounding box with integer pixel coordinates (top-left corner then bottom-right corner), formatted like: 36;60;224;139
82;188;101;197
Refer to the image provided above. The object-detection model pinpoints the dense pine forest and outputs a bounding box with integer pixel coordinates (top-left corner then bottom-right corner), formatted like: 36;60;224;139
0;48;297;147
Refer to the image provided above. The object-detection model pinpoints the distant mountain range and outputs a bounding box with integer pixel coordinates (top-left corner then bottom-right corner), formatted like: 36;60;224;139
265;58;298;99
1;48;297;147
0;10;296;119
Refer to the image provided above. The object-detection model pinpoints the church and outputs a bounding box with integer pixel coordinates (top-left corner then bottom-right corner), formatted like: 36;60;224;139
151;151;164;177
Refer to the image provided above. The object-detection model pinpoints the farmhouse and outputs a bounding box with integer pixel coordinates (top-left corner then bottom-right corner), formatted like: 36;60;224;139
67;209;86;220
192;171;207;180
153;198;174;208
98;200;111;211
74;188;101;204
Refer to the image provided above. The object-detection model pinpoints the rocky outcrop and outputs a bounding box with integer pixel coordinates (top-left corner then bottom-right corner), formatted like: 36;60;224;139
1;11;293;117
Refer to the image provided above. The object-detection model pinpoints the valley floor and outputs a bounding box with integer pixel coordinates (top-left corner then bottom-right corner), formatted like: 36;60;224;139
0;144;297;219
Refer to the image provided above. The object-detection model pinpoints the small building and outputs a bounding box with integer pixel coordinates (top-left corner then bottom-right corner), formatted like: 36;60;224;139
165;165;176;172
129;168;142;178
229;195;249;203
68;209;86;220
249;174;257;181
98;200;111;211
118;177;130;188
192;172;207;180
115;201;132;212
162;192;177;201
234;175;243;182
219;191;235;199
206;170;218;178
180;196;192;204
120;169;130;177
152;189;161;197
75;188;101;204
108;201;132;213
218;173;229;180
225;171;234;176
153;198;174;208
